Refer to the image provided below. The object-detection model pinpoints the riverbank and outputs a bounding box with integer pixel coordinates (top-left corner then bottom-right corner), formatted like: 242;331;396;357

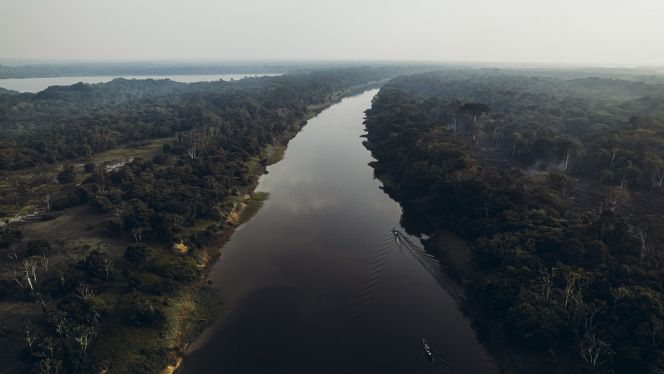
0;76;389;374
362;82;617;373
161;81;387;374
376;175;521;373
166;88;496;374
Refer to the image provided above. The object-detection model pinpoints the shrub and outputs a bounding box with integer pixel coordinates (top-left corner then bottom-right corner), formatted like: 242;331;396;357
76;250;113;284
26;239;50;256
123;243;150;264
127;274;142;292
0;228;22;248
93;195;113;212
153;155;167;165
125;347;169;374
152;280;177;296
129;300;167;328
105;216;125;237
41;213;58;221
155;257;201;283
57;164;76;184
51;192;81;211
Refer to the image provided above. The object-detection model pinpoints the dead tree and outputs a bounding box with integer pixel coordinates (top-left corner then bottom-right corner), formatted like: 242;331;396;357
21;259;36;290
75;285;95;300
10;266;24;288
41;252;50;273
23;321;42;350
74;326;95;355
578;332;612;368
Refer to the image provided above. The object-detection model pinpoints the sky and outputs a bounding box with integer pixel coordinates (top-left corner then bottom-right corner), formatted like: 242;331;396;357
0;0;663;65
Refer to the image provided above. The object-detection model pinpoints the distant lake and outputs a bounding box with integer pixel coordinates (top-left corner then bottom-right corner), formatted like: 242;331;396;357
0;74;281;93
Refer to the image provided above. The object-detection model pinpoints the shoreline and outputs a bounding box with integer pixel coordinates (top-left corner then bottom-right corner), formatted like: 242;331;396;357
374;161;520;373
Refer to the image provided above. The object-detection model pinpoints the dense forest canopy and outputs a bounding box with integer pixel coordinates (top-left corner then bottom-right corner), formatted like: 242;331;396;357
364;69;664;374
380;70;664;193
0;67;438;172
4;65;664;373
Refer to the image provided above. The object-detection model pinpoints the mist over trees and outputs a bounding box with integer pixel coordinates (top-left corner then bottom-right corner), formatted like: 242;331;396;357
0;67;436;172
0;63;293;79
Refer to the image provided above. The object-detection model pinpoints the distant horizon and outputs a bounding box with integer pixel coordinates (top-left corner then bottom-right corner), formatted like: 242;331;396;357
0;58;661;70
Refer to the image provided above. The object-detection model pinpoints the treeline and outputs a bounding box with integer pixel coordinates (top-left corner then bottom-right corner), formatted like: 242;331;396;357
364;71;664;373
0;62;292;79
0;87;18;95
0;67;434;172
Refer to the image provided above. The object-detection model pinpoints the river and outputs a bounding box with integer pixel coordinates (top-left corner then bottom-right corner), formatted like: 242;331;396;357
0;74;279;93
175;89;495;374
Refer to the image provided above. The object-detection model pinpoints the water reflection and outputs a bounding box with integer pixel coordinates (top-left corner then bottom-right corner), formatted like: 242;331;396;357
175;90;495;374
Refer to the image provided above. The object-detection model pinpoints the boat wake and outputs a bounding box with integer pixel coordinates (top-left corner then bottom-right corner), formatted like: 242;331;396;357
340;229;466;373
393;229;465;302
341;235;393;341
421;349;458;374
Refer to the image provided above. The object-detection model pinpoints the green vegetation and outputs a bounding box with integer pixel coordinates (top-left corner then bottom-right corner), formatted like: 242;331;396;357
238;192;270;226
0;67;435;374
179;286;223;345
267;146;287;166
364;69;664;374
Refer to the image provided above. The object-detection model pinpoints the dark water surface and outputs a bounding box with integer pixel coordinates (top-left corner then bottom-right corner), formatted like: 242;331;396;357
176;90;495;374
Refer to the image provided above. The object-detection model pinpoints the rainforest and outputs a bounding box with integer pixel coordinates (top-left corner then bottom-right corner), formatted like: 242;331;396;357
2;65;664;374
363;69;664;373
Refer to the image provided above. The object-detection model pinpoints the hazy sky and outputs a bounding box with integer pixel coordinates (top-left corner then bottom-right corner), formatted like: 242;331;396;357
1;0;662;64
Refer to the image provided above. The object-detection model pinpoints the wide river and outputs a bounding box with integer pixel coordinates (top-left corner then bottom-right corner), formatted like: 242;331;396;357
0;74;279;93
176;89;495;374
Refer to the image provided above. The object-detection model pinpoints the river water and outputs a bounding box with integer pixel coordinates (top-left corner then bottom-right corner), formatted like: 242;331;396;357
0;74;279;93
175;89;495;374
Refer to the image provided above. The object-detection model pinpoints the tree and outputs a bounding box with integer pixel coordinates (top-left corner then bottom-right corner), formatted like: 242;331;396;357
510;132;526;157
129;300;167;327
75;285;95;300
634;215;664;268
459;102;491;140
577;332;612;369
598;186;629;213
610;287;630;313
23;320;42;350
73;326;95;355
48;309;68;336
56;164;76;184
41;252;50;273
555;137;582;172
22;257;40;290
123;243;150;264
545;172;577;196
34;337;64;374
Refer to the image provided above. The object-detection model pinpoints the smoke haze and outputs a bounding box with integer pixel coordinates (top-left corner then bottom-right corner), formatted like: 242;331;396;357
0;0;662;64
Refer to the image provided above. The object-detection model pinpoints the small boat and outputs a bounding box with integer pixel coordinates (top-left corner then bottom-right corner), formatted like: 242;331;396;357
392;227;398;236
423;339;433;362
